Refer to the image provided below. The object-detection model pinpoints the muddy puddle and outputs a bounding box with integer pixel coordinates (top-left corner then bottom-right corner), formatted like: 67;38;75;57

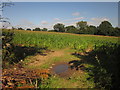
50;62;76;78
53;64;69;74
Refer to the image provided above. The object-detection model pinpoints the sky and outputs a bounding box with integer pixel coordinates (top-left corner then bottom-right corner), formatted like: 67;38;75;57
2;2;118;29
2;0;120;2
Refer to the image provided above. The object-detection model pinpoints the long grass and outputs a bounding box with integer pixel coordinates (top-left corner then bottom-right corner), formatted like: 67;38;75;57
6;30;119;52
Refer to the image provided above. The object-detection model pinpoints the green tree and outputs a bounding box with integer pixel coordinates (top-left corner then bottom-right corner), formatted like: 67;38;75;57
18;27;24;30
87;25;97;35
97;21;114;36
53;23;65;32
112;27;120;36
65;25;78;33
41;28;47;31
26;28;31;31
33;28;41;31
76;21;87;30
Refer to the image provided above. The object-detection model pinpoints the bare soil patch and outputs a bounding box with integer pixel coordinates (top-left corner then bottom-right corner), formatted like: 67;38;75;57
27;49;65;67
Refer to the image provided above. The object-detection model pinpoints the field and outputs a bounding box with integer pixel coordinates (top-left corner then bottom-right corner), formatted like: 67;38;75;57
12;30;119;49
2;29;120;88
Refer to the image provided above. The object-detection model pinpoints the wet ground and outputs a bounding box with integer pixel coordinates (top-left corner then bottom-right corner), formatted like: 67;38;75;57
49;62;78;78
53;64;69;74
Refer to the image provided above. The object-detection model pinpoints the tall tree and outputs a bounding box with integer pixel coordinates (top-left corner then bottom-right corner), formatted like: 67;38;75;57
87;25;97;35
53;23;65;32
42;28;47;31
97;21;114;36
0;1;14;29
18;27;24;30
76;21;87;29
113;27;120;36
33;28;41;31
26;28;31;31
65;25;78;33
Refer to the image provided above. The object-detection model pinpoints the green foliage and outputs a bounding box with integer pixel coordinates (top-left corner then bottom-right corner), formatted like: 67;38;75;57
51;20;120;36
97;21;114;36
53;23;65;32
18;27;24;30
33;28;41;31
41;28;47;31
87;25;97;35
113;27;120;36
26;28;31;31
2;29;15;67
70;42;120;89
93;43;120;89
9;30;118;52
48;30;58;32
65;25;78;33
76;21;88;32
15;21;120;36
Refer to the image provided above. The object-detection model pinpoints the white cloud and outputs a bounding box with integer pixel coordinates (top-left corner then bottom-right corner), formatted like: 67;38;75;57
41;20;48;25
15;19;37;29
54;18;60;21
73;17;84;20
87;21;96;26
62;17;84;22
65;22;76;26
48;17;85;29
15;19;63;30
89;17;110;26
14;17;84;30
22;19;34;25
72;12;80;16
91;17;109;21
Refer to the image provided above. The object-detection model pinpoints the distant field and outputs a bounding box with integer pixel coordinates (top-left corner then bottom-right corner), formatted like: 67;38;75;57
3;30;118;51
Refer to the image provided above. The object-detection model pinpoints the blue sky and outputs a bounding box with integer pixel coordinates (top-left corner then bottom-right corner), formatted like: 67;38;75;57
3;2;118;29
4;0;120;2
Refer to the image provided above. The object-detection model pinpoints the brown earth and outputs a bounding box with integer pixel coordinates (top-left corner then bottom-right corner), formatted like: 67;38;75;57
27;49;66;67
26;48;90;78
49;62;84;78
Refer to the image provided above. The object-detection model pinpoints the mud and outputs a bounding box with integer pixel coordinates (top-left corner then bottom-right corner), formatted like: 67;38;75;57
49;62;77;78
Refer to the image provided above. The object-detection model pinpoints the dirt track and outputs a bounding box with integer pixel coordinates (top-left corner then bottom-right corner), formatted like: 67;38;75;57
27;49;65;67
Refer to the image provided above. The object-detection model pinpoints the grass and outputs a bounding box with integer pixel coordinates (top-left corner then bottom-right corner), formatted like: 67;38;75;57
22;47;96;88
40;69;95;88
24;48;78;69
4;30;118;51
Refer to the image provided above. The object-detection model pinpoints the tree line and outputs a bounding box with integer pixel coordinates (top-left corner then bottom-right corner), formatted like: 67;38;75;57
18;27;48;31
52;21;120;36
17;20;120;36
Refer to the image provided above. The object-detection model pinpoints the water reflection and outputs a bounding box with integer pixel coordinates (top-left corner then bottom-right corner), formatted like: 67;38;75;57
53;64;69;74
